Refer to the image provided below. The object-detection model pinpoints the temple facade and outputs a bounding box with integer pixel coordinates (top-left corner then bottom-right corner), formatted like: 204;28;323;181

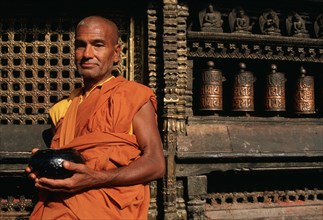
0;0;322;219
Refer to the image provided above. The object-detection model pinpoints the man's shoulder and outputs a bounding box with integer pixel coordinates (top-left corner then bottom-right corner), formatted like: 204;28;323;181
115;76;153;92
127;80;151;90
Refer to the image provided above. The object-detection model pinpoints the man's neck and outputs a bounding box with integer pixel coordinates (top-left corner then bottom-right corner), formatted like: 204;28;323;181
83;80;97;94
83;74;113;93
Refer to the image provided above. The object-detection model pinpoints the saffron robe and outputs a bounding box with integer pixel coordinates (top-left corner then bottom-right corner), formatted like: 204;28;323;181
30;76;157;220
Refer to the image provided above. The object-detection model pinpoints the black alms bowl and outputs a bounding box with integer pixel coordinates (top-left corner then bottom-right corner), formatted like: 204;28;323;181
28;148;85;179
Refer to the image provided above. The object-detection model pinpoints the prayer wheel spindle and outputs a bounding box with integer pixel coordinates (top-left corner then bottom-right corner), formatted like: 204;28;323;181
232;62;256;112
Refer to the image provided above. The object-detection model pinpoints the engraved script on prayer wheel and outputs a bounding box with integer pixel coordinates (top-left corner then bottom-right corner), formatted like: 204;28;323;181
199;61;225;111
294;66;315;114
232;63;255;111
265;64;286;111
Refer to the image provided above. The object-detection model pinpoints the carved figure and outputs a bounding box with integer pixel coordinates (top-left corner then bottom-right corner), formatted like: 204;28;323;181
286;12;309;37
199;4;223;32
229;7;253;34
314;13;323;38
259;9;281;35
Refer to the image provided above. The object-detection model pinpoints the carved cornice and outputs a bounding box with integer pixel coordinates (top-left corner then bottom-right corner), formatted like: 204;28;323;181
162;0;180;134
162;1;181;219
176;4;189;135
187;31;323;62
147;6;158;92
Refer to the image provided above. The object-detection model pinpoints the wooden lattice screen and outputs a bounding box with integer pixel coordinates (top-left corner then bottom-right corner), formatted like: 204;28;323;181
0;18;130;125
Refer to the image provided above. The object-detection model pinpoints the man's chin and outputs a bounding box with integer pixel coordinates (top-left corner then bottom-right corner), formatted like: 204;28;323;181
79;71;98;78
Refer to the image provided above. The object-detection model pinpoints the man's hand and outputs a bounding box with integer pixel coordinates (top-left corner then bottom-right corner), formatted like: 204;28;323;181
25;148;105;193
31;160;105;194
25;148;40;183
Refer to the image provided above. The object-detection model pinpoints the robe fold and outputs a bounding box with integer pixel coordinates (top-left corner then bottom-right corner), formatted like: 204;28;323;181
30;76;156;220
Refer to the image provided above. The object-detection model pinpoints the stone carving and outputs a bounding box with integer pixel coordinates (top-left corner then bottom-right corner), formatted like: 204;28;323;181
199;3;223;32
259;9;281;35
314;13;323;38
286;12;309;38
229;7;253;34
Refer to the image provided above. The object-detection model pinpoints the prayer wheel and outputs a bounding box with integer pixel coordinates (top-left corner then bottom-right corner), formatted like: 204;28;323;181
199;61;225;111
294;66;315;114
232;62;255;111
264;64;286;111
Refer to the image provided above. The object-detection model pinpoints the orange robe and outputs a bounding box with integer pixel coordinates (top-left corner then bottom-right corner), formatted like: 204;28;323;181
30;76;157;220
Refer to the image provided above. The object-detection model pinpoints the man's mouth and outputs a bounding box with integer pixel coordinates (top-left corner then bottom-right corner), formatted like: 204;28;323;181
80;62;96;68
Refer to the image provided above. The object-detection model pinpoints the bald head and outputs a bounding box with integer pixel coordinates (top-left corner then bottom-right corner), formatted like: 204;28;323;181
76;16;119;45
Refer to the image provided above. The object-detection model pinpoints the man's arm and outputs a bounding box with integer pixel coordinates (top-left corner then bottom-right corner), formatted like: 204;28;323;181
28;100;166;193
96;99;166;186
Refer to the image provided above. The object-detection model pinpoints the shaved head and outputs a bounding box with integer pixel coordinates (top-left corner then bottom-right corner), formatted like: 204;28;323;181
76;16;119;45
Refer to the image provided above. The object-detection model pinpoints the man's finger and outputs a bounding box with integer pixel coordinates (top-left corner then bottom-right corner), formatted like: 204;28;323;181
31;148;39;154
63;160;81;171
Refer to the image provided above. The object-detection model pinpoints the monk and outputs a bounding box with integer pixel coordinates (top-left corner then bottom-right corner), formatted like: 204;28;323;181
25;15;166;219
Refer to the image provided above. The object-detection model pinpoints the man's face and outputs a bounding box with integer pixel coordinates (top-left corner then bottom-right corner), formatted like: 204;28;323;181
74;21;120;82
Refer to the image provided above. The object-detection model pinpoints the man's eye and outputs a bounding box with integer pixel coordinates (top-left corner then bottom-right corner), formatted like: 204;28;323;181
95;44;104;47
75;41;85;48
75;45;85;49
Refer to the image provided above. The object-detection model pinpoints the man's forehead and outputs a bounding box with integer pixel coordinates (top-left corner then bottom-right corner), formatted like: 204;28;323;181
76;18;118;44
76;25;110;36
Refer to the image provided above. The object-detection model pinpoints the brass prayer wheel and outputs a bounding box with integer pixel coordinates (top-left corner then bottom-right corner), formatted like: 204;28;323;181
232;63;255;111
265;64;286;111
199;61;225;111
294;66;315;114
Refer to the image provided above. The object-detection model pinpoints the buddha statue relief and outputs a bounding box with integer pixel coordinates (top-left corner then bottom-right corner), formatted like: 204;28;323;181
286;11;309;38
259;9;281;35
229;7;254;34
199;4;223;32
314;13;323;38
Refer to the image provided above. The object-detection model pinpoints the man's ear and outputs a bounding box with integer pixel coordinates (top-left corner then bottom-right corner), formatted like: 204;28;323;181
113;43;121;63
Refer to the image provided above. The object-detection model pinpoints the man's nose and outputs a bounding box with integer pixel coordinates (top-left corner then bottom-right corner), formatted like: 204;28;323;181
83;45;94;58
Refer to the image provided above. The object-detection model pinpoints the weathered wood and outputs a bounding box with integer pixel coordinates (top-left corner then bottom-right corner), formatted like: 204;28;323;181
0;125;52;152
177;119;323;156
